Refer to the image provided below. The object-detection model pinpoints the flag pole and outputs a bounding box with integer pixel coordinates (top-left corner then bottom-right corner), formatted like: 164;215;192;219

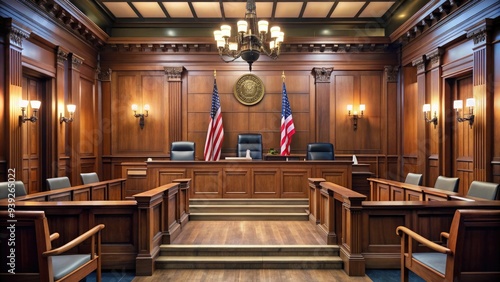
214;69;216;78
282;70;285;82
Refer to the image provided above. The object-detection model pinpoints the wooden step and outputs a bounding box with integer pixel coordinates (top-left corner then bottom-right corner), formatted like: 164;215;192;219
156;245;342;269
189;198;310;221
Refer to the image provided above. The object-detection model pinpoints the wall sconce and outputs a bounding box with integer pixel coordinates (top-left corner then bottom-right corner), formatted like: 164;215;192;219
132;104;150;129
347;104;365;131
453;98;475;128
19;100;41;123
423;104;438;128
60;104;76;124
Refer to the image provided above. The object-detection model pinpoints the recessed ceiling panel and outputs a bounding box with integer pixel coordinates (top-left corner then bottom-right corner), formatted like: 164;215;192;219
303;2;335;18
223;3;247;18
359;1;395;17
192;2;222;18
132;2;165;18
275;2;303;18
256;3;274;19
162;2;193;18
331;2;366;18
103;2;138;18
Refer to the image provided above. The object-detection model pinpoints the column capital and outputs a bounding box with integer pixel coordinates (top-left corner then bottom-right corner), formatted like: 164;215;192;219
466;19;493;47
384;65;399;83
313;67;333;83
6;20;31;49
412;56;426;75
165;67;184;81
57;47;69;65
96;66;112;81
425;47;444;70
69;53;84;70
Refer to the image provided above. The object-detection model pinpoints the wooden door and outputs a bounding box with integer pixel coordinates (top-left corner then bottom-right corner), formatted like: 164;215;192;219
21;76;43;193
452;75;474;195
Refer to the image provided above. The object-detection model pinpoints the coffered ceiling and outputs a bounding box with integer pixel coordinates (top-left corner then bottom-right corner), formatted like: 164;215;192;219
70;0;430;38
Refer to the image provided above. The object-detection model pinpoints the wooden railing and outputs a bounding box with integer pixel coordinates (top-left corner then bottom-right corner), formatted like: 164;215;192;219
13;178;127;201
368;177;460;201
308;178;500;276
0;178;191;276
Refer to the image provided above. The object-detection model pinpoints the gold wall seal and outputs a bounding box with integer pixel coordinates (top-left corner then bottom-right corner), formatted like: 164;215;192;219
233;74;265;106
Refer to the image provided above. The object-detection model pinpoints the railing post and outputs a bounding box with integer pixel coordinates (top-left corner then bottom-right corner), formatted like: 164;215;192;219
173;178;191;228
308;178;325;224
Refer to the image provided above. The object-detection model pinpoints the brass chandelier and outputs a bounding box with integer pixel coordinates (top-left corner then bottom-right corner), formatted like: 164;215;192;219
213;0;284;71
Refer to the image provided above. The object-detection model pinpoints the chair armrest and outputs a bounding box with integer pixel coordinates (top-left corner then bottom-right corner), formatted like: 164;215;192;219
42;224;105;257
50;232;60;241
440;232;449;240
396;226;452;254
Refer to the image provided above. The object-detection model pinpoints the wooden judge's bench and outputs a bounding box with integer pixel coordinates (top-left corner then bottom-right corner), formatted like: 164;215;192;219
121;159;364;199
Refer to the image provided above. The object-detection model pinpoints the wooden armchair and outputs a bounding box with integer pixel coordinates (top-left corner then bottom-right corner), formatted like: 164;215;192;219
0;210;105;282
396;209;500;282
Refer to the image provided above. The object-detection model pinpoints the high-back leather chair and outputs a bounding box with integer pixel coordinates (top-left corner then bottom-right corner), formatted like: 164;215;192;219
46;176;71;190
0;181;27;198
171;141;196;160
80;172;100;185
467;181;500;200
404;173;423;186
237;134;262;159
433;176;460;192
306;143;334;160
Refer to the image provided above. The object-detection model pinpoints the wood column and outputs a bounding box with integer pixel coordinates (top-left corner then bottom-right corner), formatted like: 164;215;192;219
165;67;184;144
56;47;69;177
412;56;428;185
96;64;112;179
68;53;84;182
425;48;444;181
467;19;493;181
313;67;333;142
4;20;30;181
383;66;399;179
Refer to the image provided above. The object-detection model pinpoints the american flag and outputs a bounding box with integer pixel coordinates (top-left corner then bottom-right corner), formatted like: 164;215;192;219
204;78;224;161
280;81;295;155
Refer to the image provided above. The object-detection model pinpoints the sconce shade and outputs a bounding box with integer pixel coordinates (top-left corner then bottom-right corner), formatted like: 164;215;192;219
144;104;150;111
466;98;475;107
347;104;353;111
359;104;365;111
131;104;138;111
423;104;431;112
67;104;76;113
19;100;29;108
453;100;463;109
30;100;41;110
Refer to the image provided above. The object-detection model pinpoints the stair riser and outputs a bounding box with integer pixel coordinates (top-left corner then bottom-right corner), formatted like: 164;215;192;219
190;200;308;206
156;261;342;269
160;251;339;257
190;207;307;213
189;214;309;221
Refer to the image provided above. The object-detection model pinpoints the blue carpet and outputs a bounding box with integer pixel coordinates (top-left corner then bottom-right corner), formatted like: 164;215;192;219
86;270;135;282
366;269;425;282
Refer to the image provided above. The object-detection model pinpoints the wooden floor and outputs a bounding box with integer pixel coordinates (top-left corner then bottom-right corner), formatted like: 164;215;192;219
171;221;327;245
132;221;373;281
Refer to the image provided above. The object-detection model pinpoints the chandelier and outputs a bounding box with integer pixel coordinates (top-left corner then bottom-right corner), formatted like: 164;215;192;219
213;0;284;71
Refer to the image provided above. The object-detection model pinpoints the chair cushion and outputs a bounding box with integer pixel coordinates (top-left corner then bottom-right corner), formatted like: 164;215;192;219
46;177;71;190
405;173;423;185
306;143;334;160
171;142;195;161
81;173;100;185
0;181;26;199
52;254;91;280
433;176;460;192
413;253;446;275
467;181;500;200
237;134;262;159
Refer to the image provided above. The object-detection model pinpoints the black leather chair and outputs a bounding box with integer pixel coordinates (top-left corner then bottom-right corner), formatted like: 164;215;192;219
46;176;71;190
404;173;423;185
433;176;460;192
467;181;500;200
80;172;100;185
237;134;263;159
0;181;27;198
171;141;196;160
306;143;334;160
